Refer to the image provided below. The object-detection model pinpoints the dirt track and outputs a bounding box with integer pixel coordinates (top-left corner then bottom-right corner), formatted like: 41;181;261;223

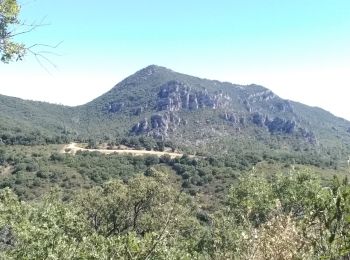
61;143;186;158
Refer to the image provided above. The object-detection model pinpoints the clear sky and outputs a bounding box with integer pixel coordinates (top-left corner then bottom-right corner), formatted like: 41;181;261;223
1;0;350;120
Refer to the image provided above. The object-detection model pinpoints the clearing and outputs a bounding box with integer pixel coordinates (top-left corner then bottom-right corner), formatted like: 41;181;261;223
61;143;188;158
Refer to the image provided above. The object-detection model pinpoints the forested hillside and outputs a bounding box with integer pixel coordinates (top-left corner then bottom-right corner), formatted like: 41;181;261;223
2;65;350;259
2;66;350;166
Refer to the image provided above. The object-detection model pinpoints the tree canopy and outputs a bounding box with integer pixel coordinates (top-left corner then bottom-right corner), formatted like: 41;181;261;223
1;168;350;259
0;0;26;63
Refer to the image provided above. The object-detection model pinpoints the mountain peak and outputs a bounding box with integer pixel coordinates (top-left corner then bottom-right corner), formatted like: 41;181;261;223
143;64;168;70
136;64;172;75
116;65;174;85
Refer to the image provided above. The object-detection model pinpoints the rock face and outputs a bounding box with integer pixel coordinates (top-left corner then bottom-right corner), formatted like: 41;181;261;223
105;102;124;113
157;80;230;112
275;101;294;113
127;73;317;144
224;111;298;135
151;114;168;130
132;118;149;134
221;112;237;123
132;112;181;139
265;117;296;134
247;89;277;103
246;112;316;143
132;80;231;139
244;88;294;114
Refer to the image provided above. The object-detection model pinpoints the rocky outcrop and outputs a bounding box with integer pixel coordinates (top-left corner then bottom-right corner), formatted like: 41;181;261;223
247;112;315;143
131;112;181;139
265;117;296;134
249;113;296;134
248;89;276;102
150;114;168;129
127;76;317;144
221;112;237;123
245;88;294;114
243;100;252;112
222;112;246;126
272;101;294;113
157;80;230;112
105;102;124;113
132;118;149;134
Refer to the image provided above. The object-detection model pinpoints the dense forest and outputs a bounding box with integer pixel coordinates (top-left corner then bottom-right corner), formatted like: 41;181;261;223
1;143;350;259
1;166;350;259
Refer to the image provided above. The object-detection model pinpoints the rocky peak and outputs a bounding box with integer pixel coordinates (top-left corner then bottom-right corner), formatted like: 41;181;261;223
137;65;170;75
113;65;172;90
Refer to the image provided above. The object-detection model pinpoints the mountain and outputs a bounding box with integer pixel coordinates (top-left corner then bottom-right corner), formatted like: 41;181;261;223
3;66;350;260
1;65;350;161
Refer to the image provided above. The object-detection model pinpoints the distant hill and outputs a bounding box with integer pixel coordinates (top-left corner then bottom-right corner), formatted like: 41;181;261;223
0;94;75;144
1;65;350;163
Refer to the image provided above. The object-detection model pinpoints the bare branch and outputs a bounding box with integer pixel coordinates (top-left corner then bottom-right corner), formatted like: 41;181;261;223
27;41;63;50
24;41;63;72
1;0;59;65
27;48;57;74
7;16;49;38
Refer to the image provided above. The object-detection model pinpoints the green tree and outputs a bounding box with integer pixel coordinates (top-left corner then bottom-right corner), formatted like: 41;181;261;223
0;0;26;62
227;172;276;225
272;171;322;216
0;171;206;259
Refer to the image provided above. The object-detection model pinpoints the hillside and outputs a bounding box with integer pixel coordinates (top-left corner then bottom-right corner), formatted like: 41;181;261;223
0;94;76;144
1;65;350;161
2;66;350;259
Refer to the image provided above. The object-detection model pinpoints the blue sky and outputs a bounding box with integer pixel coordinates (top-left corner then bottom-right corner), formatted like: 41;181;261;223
1;0;350;120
